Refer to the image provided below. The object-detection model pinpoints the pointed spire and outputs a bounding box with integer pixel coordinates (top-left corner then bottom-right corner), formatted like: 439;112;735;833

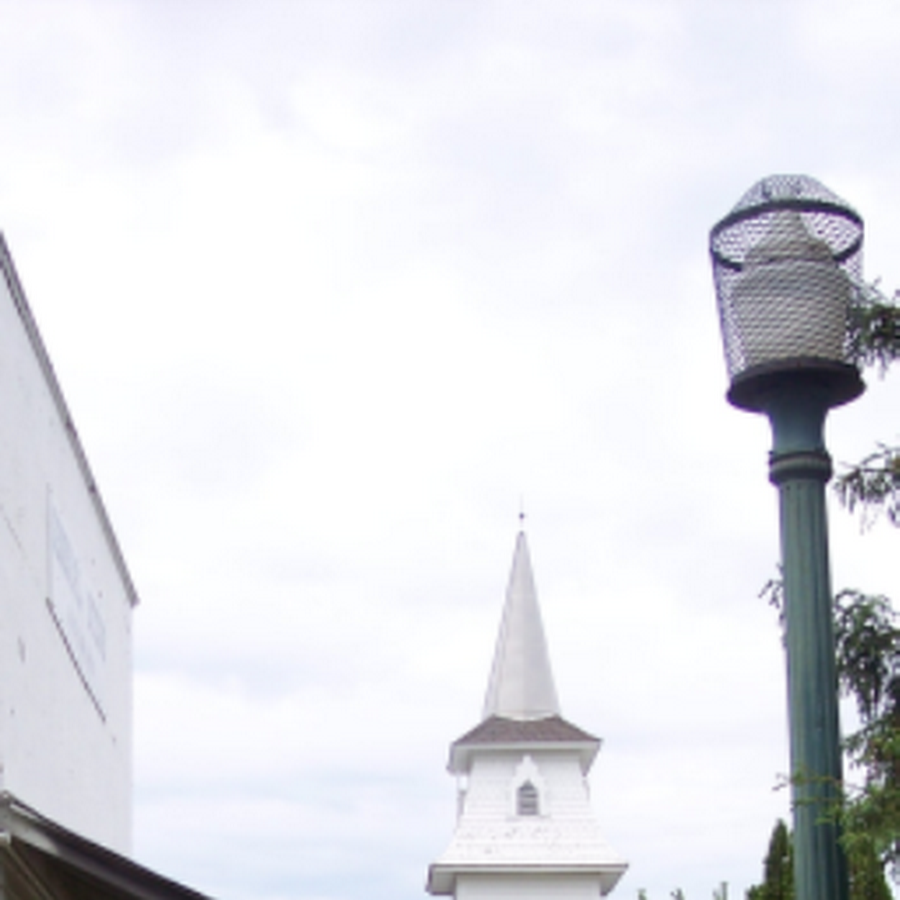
482;531;560;721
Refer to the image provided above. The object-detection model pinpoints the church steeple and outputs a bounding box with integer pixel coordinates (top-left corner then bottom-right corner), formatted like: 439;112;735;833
482;531;560;721
427;529;627;899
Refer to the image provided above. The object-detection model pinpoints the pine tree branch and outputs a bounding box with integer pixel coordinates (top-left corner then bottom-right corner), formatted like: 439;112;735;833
847;284;900;373
834;446;900;528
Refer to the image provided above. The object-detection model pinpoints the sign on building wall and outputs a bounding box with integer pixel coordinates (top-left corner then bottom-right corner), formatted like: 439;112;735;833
46;497;107;717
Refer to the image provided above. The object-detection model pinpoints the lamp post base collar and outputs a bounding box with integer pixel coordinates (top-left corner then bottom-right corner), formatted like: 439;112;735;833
769;449;833;486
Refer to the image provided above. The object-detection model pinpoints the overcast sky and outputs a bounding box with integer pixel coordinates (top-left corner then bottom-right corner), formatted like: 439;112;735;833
3;2;900;900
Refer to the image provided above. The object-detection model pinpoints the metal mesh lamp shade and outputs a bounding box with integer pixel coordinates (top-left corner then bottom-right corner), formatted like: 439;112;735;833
710;175;865;410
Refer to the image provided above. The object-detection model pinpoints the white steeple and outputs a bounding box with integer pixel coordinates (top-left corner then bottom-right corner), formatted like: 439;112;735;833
427;530;627;899
482;531;560;721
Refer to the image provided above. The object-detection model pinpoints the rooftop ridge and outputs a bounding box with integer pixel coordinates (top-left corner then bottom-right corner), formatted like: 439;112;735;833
453;714;600;748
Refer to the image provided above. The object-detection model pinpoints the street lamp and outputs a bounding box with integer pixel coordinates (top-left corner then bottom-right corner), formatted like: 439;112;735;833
710;174;865;900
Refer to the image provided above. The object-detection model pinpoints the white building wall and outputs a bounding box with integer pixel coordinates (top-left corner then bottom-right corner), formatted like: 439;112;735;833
438;750;623;869
461;751;592;823
0;248;133;853
457;874;601;900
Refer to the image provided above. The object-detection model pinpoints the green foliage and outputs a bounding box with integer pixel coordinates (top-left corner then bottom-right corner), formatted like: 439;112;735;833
746;820;792;900
844;819;893;900
757;586;900;888
834;591;900;724
830;278;900;886
834;446;900;528
837;285;900;528
759;569;785;637
847;285;900;374
746;816;892;900
834;589;900;885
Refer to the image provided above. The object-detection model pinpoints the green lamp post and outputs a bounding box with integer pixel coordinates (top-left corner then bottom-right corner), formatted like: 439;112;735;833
710;175;865;900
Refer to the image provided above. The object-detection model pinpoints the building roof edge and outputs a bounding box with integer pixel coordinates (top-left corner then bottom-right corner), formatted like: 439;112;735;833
0;235;139;608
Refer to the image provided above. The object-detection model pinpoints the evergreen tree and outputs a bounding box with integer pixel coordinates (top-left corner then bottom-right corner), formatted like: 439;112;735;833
746;816;891;900
746;820;792;900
